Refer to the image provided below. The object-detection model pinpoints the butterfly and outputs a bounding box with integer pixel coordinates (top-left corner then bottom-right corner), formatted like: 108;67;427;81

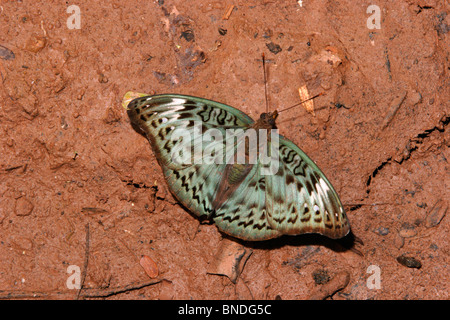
124;91;350;241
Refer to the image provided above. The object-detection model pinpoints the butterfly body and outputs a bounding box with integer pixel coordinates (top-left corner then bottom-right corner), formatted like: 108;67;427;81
125;92;350;241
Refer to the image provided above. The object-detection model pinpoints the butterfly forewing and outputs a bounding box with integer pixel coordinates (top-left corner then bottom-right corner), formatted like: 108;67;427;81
127;94;254;220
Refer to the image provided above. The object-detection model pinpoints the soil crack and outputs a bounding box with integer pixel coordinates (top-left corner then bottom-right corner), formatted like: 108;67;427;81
122;179;156;190
366;115;448;194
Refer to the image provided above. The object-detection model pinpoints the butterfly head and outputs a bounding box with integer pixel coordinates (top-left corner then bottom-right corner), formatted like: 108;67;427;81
257;110;278;129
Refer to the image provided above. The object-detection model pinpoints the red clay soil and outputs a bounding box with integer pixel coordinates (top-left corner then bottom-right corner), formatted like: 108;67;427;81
0;0;448;299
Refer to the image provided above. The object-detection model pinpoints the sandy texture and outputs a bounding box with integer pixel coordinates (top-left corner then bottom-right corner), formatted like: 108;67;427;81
0;0;448;299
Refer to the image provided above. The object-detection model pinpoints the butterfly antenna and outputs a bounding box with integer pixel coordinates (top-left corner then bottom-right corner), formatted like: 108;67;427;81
278;92;325;114
262;53;269;113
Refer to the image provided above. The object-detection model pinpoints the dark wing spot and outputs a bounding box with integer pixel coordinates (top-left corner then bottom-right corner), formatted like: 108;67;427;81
305;181;314;194
274;196;284;204
286;174;295;185
181;104;198;111
300;206;310;222
288;215;298;224
276;167;285;177
300;215;310;223
178;112;193;119
165;126;173;135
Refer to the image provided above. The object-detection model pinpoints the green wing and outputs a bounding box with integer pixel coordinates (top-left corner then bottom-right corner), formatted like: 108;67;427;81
264;134;350;239
126;94;254;219
211;133;349;241
212;163;281;241
126;93;349;240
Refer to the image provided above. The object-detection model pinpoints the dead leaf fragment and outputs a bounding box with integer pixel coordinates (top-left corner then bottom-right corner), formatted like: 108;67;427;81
307;271;350;300
380;91;407;131
207;239;252;283
425;200;448;228
121;91;149;109
140;255;159;278
298;86;315;116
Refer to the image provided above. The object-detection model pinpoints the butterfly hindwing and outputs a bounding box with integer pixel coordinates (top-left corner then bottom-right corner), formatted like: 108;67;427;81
265;135;350;239
213;163;281;241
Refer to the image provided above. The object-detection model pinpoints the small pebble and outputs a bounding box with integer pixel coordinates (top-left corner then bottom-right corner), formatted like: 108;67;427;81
408;90;422;105
98;73;108;83
266;42;282;54
139;255;159;278
218;27;227;35
375;227;389;236
25;34;46;53
0;44;15;60
398;223;417;238
14;197;34;216
393;233;405;248
0;207;6;224
312;269;330;285
397;255;422;269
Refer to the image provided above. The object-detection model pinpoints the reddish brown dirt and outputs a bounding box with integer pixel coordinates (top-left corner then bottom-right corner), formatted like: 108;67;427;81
0;0;448;300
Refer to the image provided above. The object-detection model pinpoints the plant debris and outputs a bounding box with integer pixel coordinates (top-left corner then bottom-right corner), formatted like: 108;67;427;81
207;239;252;283
425;200;448;228
222;5;235;20
307;271;350;300
298;85;315;116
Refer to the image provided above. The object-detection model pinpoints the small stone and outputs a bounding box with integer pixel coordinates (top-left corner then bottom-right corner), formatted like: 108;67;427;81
14;197;34;216
98;73;108;83
398;223;417;238
180;29;195;42
429;243;438;251
139;255;159;278
312;269;330;285
393;233;405;248
307;271;350;300
0;44;15;60
408;90;422;106
396;255;422;269
104;107;121;124
218;27;227;35
207;239;253;284
20;94;38;117
266;42;282;54
375;227;389;236
25;34;47;53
